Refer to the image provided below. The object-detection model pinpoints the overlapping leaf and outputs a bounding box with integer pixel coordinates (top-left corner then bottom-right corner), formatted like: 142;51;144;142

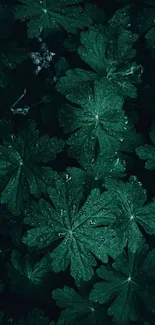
59;80;128;161
7;250;52;297
105;175;155;252
56;25;142;102
136;123;155;170
90;238;155;324
22;171;124;281
14;0;91;38
52;285;108;325
0;119;64;215
83;3;106;27
77;153;126;190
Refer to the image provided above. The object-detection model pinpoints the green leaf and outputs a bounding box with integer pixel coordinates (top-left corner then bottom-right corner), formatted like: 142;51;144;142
78;27;137;71
63;33;80;52
90;238;155;324
54;57;70;79
59;80;128;160
22;172;121;281
120;122;144;153
136;123;155;170
77;152;126;187
23;310;49;325
56;68;98;103
78;26;140;97
14;0;91;38
108;5;132;28
83;3;106;26
145;25;155;58
138;7;155;35
52;285;108;325
7;250;52;297
105;176;155;252
56;25;141;101
0;119;63;215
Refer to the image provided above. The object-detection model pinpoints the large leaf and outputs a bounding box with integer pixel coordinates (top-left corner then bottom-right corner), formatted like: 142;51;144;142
52;285;108;325
105;175;155;252
59;80;128;161
22;171;123;281
0;119;64;215
90;238;155;324
56;25;142;102
14;0;91;38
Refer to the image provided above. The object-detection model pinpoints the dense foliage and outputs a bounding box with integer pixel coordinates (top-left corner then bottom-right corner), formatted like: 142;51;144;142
0;0;155;324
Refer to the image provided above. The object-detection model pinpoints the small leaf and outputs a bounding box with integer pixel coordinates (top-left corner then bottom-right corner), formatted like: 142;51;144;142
52;285;108;325
7;250;52;297
136;123;155;170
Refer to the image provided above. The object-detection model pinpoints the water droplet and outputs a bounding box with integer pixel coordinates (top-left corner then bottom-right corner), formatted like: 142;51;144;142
58;232;65;237
90;220;96;225
42;8;47;14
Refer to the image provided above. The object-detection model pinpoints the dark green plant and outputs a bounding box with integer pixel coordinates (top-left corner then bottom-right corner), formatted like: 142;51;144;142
0;1;155;325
